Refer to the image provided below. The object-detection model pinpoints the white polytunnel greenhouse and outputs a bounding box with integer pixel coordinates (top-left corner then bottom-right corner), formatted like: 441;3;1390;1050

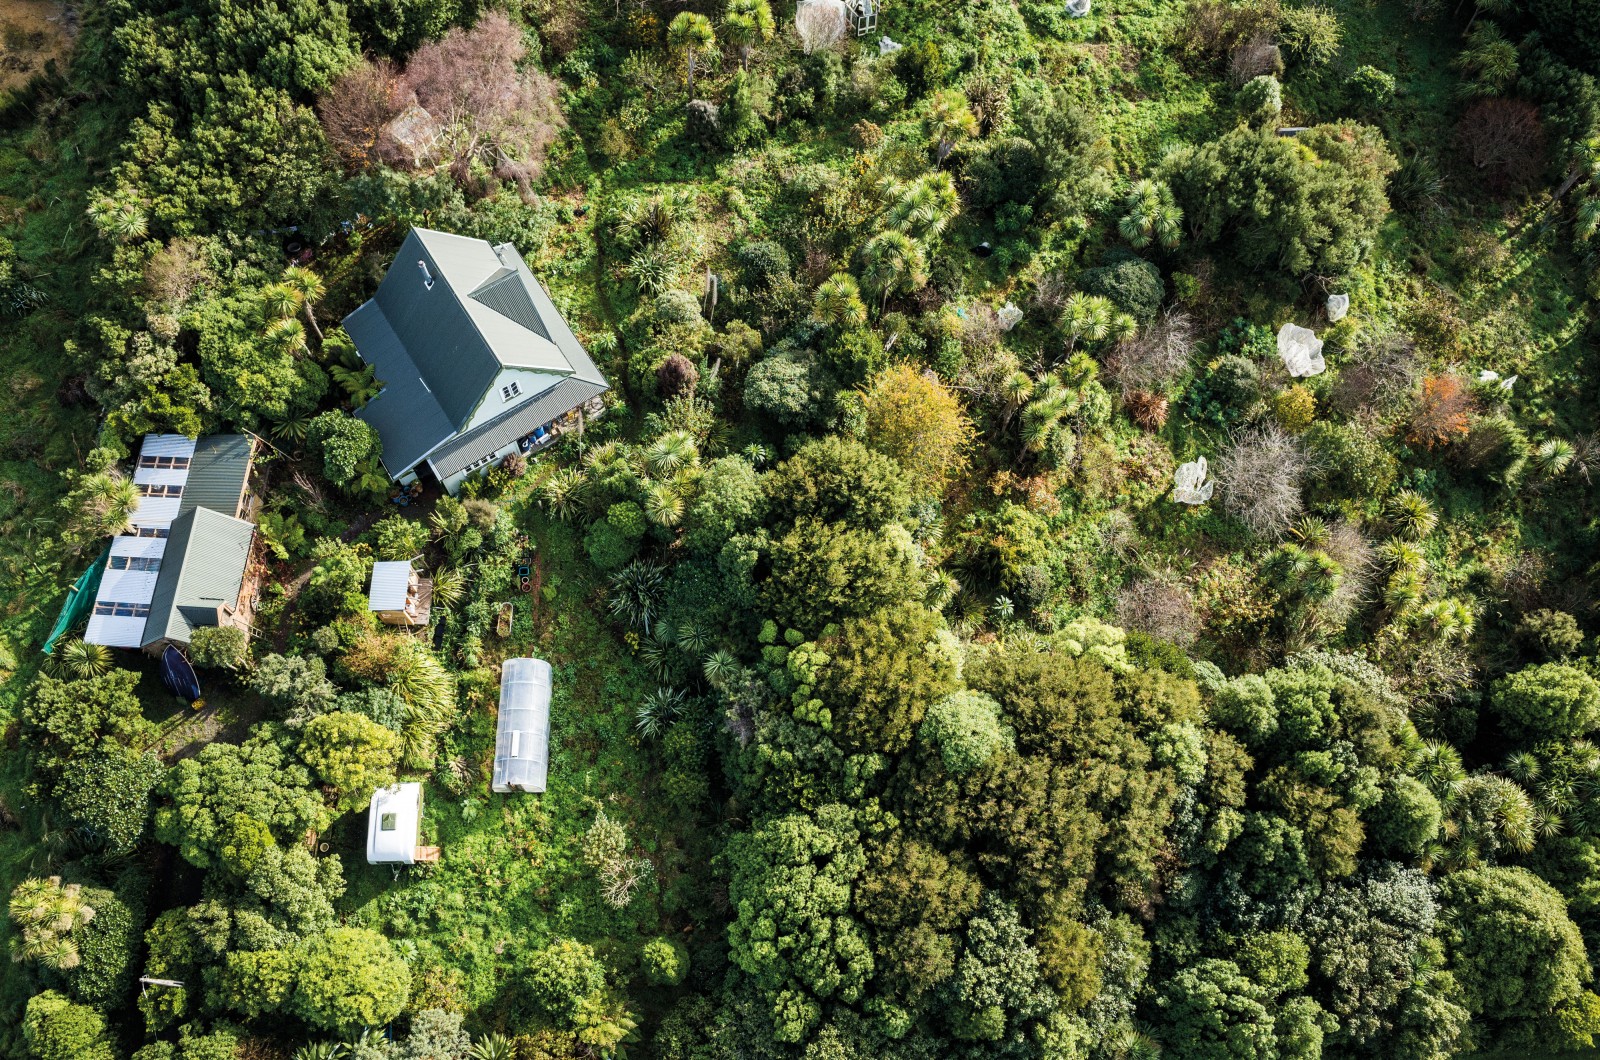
493;657;553;794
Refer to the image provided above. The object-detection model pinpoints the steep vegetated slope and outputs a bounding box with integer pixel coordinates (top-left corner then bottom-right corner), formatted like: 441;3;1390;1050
1;0;1599;1058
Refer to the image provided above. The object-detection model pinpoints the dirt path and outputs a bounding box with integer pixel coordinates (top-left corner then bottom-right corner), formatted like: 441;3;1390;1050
0;0;75;94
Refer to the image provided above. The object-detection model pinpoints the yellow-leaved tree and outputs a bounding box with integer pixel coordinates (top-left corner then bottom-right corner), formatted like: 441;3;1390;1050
859;363;975;496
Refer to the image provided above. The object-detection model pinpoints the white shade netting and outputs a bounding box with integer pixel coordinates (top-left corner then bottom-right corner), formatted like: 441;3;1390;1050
1277;323;1325;378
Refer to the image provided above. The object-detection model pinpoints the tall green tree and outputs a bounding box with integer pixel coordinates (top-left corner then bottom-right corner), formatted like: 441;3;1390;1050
291;927;411;1032
725;805;874;1042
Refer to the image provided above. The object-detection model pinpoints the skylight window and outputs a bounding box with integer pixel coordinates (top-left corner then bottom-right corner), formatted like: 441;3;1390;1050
501;381;522;402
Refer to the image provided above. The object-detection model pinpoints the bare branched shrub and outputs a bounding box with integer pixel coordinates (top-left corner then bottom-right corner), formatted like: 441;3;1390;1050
1230;34;1284;84
403;11;566;197
142;237;211;307
1031;272;1071;317
318;59;404;170
1108;308;1195;395
1323;518;1375;622
1098;510;1140;560
321;12;565;198
796;0;849;54
1329;330;1421;415
1116;576;1199;647
581;808;654;908
1458;98;1546;194
1215;425;1312;537
959;303;1002;352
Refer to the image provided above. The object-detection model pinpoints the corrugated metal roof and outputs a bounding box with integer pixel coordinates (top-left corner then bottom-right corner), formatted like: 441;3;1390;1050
131;498;182;529
110;535;167;560
503;246;609;388
368;561;413;611
469;268;552;342
86;614;147;648
142;507;254;647
492;657;552;793
426;376;605;481
141;435;198;459
375;229;503;426
179;435;253;517
347;299;458;477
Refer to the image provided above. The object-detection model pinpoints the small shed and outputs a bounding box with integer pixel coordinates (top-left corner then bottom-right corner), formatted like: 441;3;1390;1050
366;782;439;865
368;560;431;626
493;658;552;794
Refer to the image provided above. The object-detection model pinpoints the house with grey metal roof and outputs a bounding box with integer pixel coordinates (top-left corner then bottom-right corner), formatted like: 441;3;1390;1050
344;229;609;494
85;433;258;652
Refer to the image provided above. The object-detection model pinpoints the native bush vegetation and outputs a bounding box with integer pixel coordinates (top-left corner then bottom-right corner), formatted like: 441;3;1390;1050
3;0;1600;1055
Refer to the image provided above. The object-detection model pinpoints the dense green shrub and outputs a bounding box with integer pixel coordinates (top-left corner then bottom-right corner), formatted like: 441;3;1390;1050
585;520;640;572
1368;776;1442;855
1349;65;1396;107
252;653;338;727
59;749;165;856
306;411;382;493
1080;257;1165;325
921;690;1012;773
1491;663;1600;741
22;991;115;1060
524;939;608;1024
1159;125;1395;278
1438;867;1600;1050
1186;354;1261;426
373;514;430;561
1304;420;1399;500
188;626;249;670
642;937;690;986
1515;609;1585;661
964;137;1045;211
744;352;835;428
292;928;411;1031
735;240;791;290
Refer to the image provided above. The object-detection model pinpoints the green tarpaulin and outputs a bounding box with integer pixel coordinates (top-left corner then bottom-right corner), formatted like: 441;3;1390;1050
41;546;109;655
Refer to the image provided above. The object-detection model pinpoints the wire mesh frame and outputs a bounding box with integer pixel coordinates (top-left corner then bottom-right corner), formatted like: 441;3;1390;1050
846;0;876;36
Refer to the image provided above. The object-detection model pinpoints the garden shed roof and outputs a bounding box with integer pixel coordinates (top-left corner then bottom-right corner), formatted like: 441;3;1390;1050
368;561;414;612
